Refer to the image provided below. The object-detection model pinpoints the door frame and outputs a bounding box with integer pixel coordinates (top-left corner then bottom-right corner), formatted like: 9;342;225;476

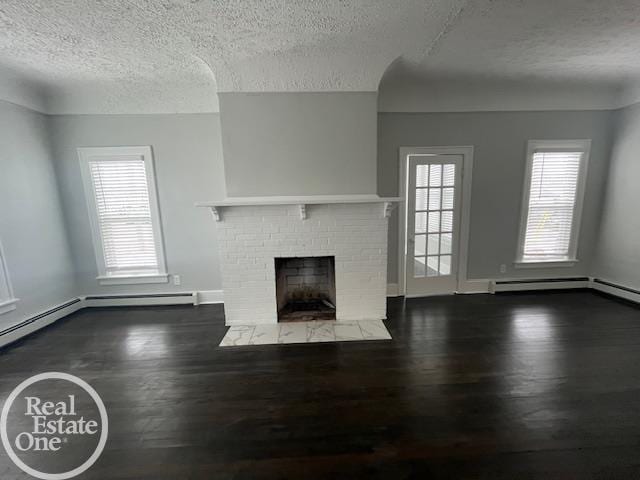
398;146;474;297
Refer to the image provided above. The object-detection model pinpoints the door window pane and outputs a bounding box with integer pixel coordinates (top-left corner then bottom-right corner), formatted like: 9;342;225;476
414;235;426;256
439;255;452;275
415;212;427;233
428;212;440;233
440;233;452;255
441;211;453;232
416;165;429;187
427;234;439;255
416;188;428;210
427;256;439;276
428;188;441;210
443;164;455;186
442;188;454;209
414;257;426;277
429;165;442;186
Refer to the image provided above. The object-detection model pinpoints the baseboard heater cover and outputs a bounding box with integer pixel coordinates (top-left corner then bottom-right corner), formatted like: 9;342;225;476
83;292;197;307
0;298;82;338
491;277;590;293
592;279;640;305
85;293;193;300
1;292;203;349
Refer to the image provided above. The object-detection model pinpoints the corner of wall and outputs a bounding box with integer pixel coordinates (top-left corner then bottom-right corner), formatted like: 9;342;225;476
0;65;49;114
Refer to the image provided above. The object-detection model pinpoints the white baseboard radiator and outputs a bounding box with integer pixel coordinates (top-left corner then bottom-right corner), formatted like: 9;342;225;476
0;293;201;349
0;298;82;339
0;298;84;348
490;277;590;293
591;278;640;305
83;292;197;307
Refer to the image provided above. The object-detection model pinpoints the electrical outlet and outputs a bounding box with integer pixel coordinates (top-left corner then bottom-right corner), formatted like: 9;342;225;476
173;274;181;286
499;264;507;274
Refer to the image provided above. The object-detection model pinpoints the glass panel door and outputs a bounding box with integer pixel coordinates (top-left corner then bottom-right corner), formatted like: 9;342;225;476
405;154;463;296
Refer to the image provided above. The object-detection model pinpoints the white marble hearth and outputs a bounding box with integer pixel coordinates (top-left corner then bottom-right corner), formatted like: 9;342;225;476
219;320;392;347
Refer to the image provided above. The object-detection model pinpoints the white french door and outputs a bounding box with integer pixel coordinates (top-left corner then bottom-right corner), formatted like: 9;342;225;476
404;154;463;296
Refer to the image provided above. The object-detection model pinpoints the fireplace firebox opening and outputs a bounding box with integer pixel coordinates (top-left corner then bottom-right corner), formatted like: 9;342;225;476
275;256;336;322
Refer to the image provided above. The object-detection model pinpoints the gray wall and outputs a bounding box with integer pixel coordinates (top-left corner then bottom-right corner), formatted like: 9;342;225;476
378;110;615;283
0;96;628;317
49;113;226;295
219;92;377;196
0;101;76;329
593;102;640;289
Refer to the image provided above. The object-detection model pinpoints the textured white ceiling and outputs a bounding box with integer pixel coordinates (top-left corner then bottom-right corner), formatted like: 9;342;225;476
0;0;464;112
1;0;639;113
383;0;640;85
378;0;640;111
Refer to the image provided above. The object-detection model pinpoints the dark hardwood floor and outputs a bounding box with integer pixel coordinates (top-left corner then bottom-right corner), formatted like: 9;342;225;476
1;290;640;479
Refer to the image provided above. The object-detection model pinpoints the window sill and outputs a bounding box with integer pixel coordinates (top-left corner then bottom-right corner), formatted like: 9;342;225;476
0;298;19;315
97;274;169;286
514;260;578;269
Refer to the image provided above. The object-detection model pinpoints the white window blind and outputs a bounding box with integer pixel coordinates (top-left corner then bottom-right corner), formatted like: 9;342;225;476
89;157;160;276
79;146;167;284
521;150;583;262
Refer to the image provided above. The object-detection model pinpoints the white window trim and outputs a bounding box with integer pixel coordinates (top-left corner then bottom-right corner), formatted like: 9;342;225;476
77;146;168;286
96;274;169;285
515;139;591;267
514;260;579;269
0;238;19;315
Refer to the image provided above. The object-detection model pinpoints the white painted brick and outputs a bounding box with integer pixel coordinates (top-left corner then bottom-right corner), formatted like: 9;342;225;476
215;203;390;325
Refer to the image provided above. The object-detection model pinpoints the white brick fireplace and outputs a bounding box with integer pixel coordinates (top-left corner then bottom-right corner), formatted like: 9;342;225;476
198;195;400;325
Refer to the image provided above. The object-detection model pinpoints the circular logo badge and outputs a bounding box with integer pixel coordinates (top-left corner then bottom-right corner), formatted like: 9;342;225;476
1;372;108;480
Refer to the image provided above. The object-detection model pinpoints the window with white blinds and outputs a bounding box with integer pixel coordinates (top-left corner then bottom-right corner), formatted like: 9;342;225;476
517;140;590;264
78;146;167;284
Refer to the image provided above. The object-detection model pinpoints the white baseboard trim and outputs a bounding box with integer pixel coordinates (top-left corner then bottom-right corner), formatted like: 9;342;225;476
591;278;640;305
491;277;590;293
197;290;224;304
387;280;491;297
82;290;225;307
0;298;84;349
83;292;197;308
457;279;491;294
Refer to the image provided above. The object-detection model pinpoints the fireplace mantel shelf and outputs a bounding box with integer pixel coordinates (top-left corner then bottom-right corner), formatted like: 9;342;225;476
196;195;402;221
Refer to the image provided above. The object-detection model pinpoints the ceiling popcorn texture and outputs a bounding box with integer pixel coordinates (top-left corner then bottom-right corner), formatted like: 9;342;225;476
0;0;465;112
382;0;640;85
1;0;639;113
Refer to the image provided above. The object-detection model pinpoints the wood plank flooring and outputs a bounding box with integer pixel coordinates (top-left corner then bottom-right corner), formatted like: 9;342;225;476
1;290;640;479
